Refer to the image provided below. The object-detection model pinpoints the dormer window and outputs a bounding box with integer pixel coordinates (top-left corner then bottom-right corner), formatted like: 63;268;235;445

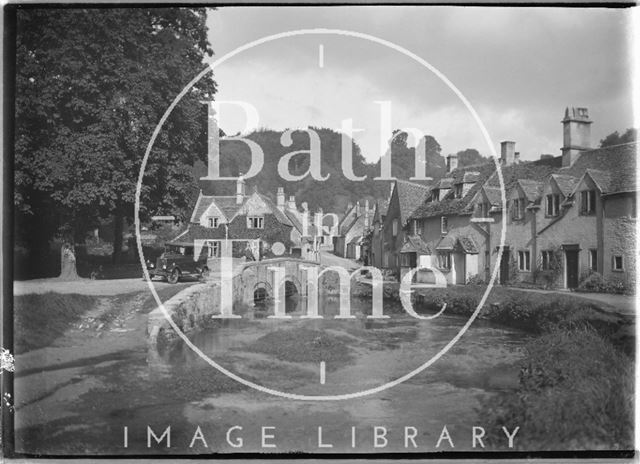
511;198;525;221
545;194;560;217
477;202;490;218
579;190;596;215
207;216;220;228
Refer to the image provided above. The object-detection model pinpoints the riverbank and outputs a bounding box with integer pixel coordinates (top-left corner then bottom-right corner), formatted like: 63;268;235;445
352;281;635;450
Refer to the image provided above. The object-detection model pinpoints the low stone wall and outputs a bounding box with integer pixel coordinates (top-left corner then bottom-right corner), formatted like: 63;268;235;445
147;282;221;351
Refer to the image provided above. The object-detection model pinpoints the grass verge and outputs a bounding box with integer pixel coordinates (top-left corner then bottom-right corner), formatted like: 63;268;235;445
14;292;100;354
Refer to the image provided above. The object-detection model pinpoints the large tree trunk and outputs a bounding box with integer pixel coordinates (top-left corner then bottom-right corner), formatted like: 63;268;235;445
59;242;79;280
112;209;124;265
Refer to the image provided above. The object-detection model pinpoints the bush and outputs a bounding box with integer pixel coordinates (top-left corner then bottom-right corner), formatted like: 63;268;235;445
577;272;630;294
479;327;634;450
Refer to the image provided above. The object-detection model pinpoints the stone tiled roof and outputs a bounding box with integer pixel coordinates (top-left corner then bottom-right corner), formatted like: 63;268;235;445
482;186;503;206
551;174;580;197
485;157;562;192
191;195;243;224
395;180;433;224
400;235;431;254
518;179;545;202
435;235;478;254
412;164;495;218
258;194;293;226
558;142;637;194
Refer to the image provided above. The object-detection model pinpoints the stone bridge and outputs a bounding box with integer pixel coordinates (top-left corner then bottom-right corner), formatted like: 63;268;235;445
232;257;322;305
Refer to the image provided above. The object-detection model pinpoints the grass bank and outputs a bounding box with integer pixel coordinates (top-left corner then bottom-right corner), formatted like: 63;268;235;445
14;292;100;354
355;282;635;449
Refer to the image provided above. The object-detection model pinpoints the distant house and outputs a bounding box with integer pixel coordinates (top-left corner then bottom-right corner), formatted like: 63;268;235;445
369;198;389;269
380;179;432;277
333;200;374;261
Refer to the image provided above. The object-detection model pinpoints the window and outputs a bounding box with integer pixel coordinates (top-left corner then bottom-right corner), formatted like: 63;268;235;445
412;219;421;236
580;190;596;215
440;216;448;234
247;216;264;229
392;218;399;237
545;194;560;217
477;202;490;218
454;184;463;199
541;250;554;270
518;250;531;272
612;255;624;271
208;241;221;258
207;216;219;228
631;196;637;219
401;252;417;267
511;198;525;220
437;251;451;270
589;249;598;272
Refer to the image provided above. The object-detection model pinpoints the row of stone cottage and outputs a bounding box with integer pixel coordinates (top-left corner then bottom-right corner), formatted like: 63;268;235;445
342;107;637;289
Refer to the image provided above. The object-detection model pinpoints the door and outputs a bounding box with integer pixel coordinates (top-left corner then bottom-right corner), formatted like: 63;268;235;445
453;253;466;284
500;247;510;284
565;249;579;289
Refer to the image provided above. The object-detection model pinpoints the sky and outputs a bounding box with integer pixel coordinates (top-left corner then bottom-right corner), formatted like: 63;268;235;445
205;7;636;163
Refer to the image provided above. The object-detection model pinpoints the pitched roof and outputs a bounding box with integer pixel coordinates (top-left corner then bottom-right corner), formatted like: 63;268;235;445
435;235;477;254
400;235;431;254
412;164;495;218
517;179;544;202
558;142;637;194
191;195;241;223
257;194;293;226
482;186;503;206
551;174;580;197
395;180;433;224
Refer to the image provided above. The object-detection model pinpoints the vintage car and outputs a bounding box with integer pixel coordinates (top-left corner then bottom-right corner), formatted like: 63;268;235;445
146;242;210;284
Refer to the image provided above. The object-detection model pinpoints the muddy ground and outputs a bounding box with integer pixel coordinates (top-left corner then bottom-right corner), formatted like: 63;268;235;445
12;284;528;456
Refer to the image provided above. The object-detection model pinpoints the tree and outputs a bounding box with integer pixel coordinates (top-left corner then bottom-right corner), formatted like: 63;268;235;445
599;128;638;148
15;8;216;266
454;148;486;167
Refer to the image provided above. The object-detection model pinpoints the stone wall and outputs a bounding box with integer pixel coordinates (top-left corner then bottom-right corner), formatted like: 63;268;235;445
147;282;221;350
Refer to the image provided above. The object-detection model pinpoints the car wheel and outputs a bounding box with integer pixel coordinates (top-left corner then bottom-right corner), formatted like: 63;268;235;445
201;267;210;280
168;269;180;284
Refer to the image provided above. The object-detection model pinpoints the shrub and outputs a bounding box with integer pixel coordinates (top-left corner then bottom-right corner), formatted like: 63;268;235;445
578;272;630;294
479;327;634;450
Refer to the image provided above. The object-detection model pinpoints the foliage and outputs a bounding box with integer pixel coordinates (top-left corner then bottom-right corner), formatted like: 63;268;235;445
478;327;634;450
532;247;563;288
14;292;100;353
14;8;216;263
599;128;637;148
577;271;629;294
454;148;487;167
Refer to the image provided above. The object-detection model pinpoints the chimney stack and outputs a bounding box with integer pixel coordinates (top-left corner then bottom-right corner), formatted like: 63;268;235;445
562;107;592;167
356;201;361;216
500;141;516;166
288;195;296;211
236;174;246;205
446;154;458;172
276;187;285;211
514;152;520;164
364;200;371;228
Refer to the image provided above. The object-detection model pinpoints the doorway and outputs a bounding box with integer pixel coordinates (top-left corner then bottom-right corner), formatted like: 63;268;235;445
565;247;580;289
499;247;510;284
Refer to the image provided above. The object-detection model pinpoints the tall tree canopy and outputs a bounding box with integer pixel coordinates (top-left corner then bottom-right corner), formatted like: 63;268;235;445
15;8;216;263
599;128;637;148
